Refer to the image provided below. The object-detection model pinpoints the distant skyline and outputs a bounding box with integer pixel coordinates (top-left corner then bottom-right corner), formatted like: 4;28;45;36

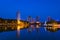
0;0;60;21
0;0;60;40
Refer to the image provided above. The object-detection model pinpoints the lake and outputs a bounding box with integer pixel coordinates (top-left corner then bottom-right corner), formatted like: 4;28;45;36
0;27;60;40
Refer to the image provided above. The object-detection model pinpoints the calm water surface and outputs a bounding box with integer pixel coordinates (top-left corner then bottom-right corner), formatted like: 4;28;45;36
0;27;60;40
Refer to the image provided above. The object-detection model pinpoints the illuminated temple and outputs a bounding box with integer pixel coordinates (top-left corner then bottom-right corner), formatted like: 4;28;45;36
0;11;29;32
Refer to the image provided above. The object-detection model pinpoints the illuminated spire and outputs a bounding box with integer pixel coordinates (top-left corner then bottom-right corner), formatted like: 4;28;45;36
16;10;20;38
27;16;32;22
16;11;20;20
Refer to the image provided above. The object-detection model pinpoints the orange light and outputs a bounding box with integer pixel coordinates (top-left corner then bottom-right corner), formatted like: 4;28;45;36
17;26;20;30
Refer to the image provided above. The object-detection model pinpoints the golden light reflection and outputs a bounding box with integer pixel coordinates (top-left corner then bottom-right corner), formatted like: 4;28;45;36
17;21;25;29
17;11;20;38
52;23;58;30
17;20;20;30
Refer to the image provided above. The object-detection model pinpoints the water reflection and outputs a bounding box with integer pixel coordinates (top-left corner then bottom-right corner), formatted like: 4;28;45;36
17;29;20;38
28;25;35;32
27;24;40;32
0;26;60;40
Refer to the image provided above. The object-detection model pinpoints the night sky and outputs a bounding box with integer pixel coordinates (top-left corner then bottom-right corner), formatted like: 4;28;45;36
0;0;60;20
0;0;60;40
